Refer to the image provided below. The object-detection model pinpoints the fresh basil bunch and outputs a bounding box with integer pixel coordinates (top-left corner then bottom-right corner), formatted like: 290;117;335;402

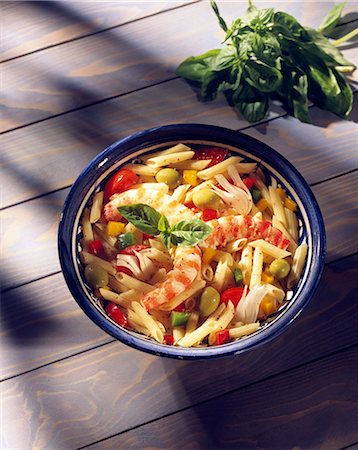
117;204;212;249
176;0;356;123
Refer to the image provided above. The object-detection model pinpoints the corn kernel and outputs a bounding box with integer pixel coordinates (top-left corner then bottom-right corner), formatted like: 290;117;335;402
202;248;217;264
256;198;269;212
261;271;274;284
107;221;125;236
183;170;199;186
276;187;286;201
260;298;276;316
284;197;297;212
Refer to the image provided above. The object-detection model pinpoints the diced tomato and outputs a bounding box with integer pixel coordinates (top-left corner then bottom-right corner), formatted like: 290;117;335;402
118;244;148;255
243;177;256;189
173;303;186;312
104;168;138;201
116;266;133;276
184;201;199;213
202;209;219;221
105;302;128;327
216;329;230;345
142;233;153;240
192;147;228;167
87;240;103;255
221;287;245;307
164;334;174;345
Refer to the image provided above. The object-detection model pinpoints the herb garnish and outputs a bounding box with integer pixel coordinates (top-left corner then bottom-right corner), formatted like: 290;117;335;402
176;0;356;123
117;204;212;249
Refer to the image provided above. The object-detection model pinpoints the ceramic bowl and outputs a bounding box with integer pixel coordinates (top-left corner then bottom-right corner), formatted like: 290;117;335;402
58;124;326;359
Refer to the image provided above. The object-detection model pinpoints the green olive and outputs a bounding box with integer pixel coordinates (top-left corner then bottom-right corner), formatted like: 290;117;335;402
200;286;220;317
84;263;109;288
269;259;291;279
155;168;180;188
192;189;220;209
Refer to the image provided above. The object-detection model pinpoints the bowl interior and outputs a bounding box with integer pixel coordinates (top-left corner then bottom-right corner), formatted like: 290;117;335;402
58;125;325;359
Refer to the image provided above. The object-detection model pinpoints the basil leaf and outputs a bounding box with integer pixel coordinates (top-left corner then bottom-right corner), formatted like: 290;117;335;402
234;82;269;123
245;60;282;93
117;204;161;235
175;49;221;83
171;219;212;247
210;0;228;32
252;34;281;65
158;214;170;233
116;232;135;250
317;2;346;36
160;232;172;250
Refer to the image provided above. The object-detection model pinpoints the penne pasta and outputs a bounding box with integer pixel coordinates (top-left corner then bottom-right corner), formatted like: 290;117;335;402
131;302;164;343
169;159;212;170
171;184;191;202
140;143;192;162
250;246;264;290
159;280;206;311
248;240;291;259
151;268;167;285
115;272;155;294
272;216;297;252
287;242;308;289
99;288;136;309
229;323;260;339
80;251;116;275
146;151;195;168
269;186;287;227
90;191;104;224
285;207;299;242
81;208;94;242
239;245;253;285
197;156;243;180
173;326;186;344
123;163;159;176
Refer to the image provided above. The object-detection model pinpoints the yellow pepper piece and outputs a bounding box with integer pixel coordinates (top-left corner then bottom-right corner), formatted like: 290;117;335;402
202;248;217;264
276;187;286;201
107;221;125;236
260;298;276;316
284;197;297;212
261;271;274;284
256;198;269;212
183;169;199;186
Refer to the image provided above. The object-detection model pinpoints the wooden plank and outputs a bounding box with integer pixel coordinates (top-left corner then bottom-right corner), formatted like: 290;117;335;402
1;171;356;290
2;1;357;132
0;273;112;381
1;255;357;449
0;80;357;209
1;1;191;62
85;347;358;450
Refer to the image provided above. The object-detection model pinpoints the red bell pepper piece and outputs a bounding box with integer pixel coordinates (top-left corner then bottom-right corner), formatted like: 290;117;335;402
163;334;174;345
118;244;148;255
243;177;256;190
216;329;230;345
116;266;133;276
105;302;128;327
202;209;219;221
87;240;103;255
220;287;245;308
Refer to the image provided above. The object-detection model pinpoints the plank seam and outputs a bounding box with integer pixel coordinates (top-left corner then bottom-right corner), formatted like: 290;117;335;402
0;1;202;64
2;6;355;65
76;343;358;450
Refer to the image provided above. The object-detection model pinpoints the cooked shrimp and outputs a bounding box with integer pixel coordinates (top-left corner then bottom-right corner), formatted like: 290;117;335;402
201;214;290;250
103;188;195;224
141;246;202;310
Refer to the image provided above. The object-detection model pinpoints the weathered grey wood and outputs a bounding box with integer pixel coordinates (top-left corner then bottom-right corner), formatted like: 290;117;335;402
1;1;191;61
85;346;358;450
0;273;112;381
1;171;356;290
2;1;357;132
0;81;357;209
1;255;356;449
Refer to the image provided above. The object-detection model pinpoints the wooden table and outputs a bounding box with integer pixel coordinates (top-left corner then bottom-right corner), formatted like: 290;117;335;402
1;1;357;448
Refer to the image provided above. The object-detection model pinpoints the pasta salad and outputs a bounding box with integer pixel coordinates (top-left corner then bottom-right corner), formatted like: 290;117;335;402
79;143;307;347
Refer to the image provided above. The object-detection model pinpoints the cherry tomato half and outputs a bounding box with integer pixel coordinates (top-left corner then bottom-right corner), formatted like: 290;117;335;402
105;302;128;327
104;169;138;201
193;147;228;167
118;244;148;255
220;287;245;307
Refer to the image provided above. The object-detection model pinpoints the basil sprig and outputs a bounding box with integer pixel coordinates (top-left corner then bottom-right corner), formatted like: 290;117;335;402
176;0;356;123
117;204;212;249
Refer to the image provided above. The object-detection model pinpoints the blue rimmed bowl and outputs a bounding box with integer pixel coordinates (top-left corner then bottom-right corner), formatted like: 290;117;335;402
58;124;326;359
